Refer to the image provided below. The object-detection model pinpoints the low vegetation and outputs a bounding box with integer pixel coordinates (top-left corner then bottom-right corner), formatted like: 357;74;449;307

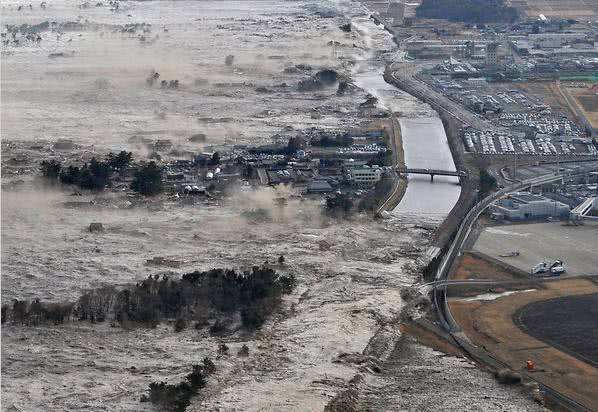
357;178;394;212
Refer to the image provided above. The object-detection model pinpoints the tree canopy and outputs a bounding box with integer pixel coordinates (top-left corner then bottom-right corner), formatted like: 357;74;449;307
131;161;163;196
416;0;519;23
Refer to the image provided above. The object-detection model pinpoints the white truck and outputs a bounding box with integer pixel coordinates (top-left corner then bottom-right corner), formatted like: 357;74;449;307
531;260;565;276
549;260;565;275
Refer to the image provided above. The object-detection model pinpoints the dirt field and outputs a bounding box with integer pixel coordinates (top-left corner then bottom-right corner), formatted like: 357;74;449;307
514;293;598;366
450;277;598;410
452;252;527;282
566;86;598;130
515;82;578;121
509;0;598;18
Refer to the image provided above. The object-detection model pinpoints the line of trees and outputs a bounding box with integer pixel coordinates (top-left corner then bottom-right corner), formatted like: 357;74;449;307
2;266;296;332
416;0;519;23
310;134;353;148
40;151;163;196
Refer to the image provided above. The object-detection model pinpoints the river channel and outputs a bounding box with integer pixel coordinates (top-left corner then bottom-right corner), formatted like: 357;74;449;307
350;13;461;224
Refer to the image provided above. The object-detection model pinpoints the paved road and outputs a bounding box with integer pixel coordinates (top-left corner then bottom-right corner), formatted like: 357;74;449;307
376;115;405;215
389;65;498;131
432;166;598;331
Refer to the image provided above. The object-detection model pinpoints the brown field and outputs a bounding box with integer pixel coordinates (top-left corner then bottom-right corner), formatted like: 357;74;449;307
567;87;598;130
450;276;598;410
452;252;526;281
515;82;577;120
509;0;598;18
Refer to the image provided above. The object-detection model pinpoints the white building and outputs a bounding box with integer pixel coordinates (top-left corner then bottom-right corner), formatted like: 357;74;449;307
529;33;588;49
570;196;598;222
490;192;570;220
348;165;382;186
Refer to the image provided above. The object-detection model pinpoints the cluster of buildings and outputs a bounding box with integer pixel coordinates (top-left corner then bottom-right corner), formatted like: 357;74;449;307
156;128;390;200
512;32;598;59
490;192;570;221
403;16;598;79
490;172;598;222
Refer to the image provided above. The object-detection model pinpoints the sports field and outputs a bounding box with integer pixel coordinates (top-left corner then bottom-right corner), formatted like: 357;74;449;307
514;293;598;367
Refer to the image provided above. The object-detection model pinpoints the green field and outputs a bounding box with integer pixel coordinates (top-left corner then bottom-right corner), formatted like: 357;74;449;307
560;73;598;83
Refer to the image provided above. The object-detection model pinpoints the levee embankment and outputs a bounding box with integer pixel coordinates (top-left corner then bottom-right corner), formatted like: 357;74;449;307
383;67;478;264
376;116;407;214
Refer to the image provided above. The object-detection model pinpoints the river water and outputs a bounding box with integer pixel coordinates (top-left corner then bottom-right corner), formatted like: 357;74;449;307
0;3;540;412
393;117;461;223
349;13;461;224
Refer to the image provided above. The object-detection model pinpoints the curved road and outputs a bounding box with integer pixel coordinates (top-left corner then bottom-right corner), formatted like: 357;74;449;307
433;165;598;331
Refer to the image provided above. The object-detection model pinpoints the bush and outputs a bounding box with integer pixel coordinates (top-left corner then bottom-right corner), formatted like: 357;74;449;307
145;360;215;411
53;157;114;190
40;159;61;179
286;136;306;155
6;299;74;325
241;304;268;330
1;305;7;324
209;152;221;165
79;158;111;190
237;344;250;357
278;274;296;294
106;151;133;171
209;320;227;336
131;161;163;196
479;168;497;197
59;165;82;185
174;318;187;332
217;343;229;356
367;149;392;167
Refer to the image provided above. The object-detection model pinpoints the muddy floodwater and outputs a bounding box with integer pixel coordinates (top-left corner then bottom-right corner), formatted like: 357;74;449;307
1;1;540;411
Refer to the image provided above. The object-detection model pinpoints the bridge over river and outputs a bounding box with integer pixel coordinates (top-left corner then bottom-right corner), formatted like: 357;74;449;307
396;166;467;182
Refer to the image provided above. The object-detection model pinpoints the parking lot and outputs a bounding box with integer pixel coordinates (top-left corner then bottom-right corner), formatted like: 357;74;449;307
462;129;597;156
474;221;598;277
508;160;598;180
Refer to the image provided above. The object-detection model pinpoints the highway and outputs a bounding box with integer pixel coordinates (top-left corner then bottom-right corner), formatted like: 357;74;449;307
420;273;598;291
386;37;595;412
388;65;499;131
429;166;597;412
